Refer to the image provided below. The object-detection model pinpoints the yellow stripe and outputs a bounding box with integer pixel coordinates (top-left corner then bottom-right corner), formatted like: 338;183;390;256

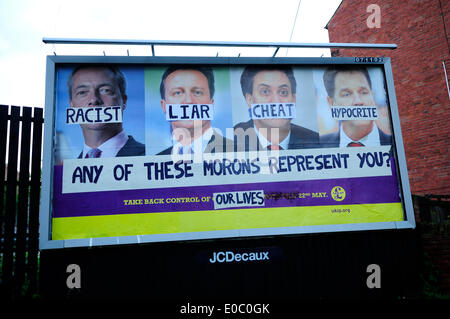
52;203;404;240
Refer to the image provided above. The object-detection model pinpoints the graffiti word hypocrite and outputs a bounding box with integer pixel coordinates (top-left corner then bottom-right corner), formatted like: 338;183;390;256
331;106;378;120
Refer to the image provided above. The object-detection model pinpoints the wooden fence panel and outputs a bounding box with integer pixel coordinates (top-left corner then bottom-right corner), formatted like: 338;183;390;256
15;107;32;295
2;105;20;297
0;106;8;250
28;106;43;297
0;105;43;299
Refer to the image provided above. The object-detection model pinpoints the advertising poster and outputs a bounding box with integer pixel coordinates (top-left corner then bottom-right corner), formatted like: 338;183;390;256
44;59;410;247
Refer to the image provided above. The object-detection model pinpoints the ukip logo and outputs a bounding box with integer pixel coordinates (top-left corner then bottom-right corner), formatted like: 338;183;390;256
331;186;346;202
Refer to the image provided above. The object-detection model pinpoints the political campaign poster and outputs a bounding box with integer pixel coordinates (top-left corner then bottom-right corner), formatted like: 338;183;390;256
40;57;414;249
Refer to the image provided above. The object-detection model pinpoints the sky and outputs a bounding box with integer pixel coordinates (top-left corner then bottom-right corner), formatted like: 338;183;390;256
0;0;341;108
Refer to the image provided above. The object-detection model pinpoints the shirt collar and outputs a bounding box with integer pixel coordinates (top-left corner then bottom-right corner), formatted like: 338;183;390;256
339;123;380;147
173;127;214;154
83;130;128;158
253;124;291;150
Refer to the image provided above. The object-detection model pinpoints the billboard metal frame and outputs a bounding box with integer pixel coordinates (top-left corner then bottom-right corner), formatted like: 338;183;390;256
39;55;415;250
42;37;397;57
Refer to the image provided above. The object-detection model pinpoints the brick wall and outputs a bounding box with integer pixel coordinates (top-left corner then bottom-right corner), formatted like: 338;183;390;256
326;0;450;195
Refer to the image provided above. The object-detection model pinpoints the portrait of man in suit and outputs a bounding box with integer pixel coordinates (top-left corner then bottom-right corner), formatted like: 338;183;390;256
158;66;233;155
321;66;392;148
68;65;145;158
234;66;320;151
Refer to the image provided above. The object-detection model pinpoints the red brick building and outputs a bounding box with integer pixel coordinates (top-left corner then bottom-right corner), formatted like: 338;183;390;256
326;0;450;296
326;0;449;196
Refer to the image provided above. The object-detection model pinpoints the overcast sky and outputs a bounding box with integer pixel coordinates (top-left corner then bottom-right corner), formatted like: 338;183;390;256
0;0;341;108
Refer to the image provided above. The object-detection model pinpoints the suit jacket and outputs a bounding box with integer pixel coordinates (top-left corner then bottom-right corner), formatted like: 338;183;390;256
78;135;145;158
157;129;234;155
320;127;392;148
233;119;320;151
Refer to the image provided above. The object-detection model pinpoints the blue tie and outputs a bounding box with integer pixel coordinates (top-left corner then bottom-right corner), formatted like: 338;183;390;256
85;148;102;158
179;146;193;155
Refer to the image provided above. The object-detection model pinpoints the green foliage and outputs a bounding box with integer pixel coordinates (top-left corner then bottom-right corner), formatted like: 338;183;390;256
420;251;450;299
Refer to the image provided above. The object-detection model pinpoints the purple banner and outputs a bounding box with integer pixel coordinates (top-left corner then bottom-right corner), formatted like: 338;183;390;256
53;158;402;218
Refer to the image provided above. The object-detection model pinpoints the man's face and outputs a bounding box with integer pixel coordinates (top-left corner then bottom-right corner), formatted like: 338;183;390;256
331;71;375;106
161;69;213;131
246;70;295;129
70;67;126;130
328;71;375;128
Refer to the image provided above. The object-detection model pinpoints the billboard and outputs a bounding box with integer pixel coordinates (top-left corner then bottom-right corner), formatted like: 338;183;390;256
39;56;415;249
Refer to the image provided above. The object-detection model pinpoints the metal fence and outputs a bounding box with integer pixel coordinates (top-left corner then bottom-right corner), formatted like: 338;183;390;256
0;105;43;299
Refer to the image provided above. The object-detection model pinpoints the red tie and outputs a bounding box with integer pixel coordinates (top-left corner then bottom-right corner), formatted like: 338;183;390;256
268;144;283;150
347;142;364;147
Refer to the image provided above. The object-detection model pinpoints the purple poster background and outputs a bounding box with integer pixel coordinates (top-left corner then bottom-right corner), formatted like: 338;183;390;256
53;156;402;218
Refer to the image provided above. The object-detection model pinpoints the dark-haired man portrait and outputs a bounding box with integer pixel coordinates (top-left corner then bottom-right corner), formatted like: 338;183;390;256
68;65;145;158
234;66;320;151
321;66;392;148
158;66;233;155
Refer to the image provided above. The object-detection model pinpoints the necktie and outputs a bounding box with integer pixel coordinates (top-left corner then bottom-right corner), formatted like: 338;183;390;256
85;148;102;158
179;146;193;155
347;142;364;147
268;144;283;150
